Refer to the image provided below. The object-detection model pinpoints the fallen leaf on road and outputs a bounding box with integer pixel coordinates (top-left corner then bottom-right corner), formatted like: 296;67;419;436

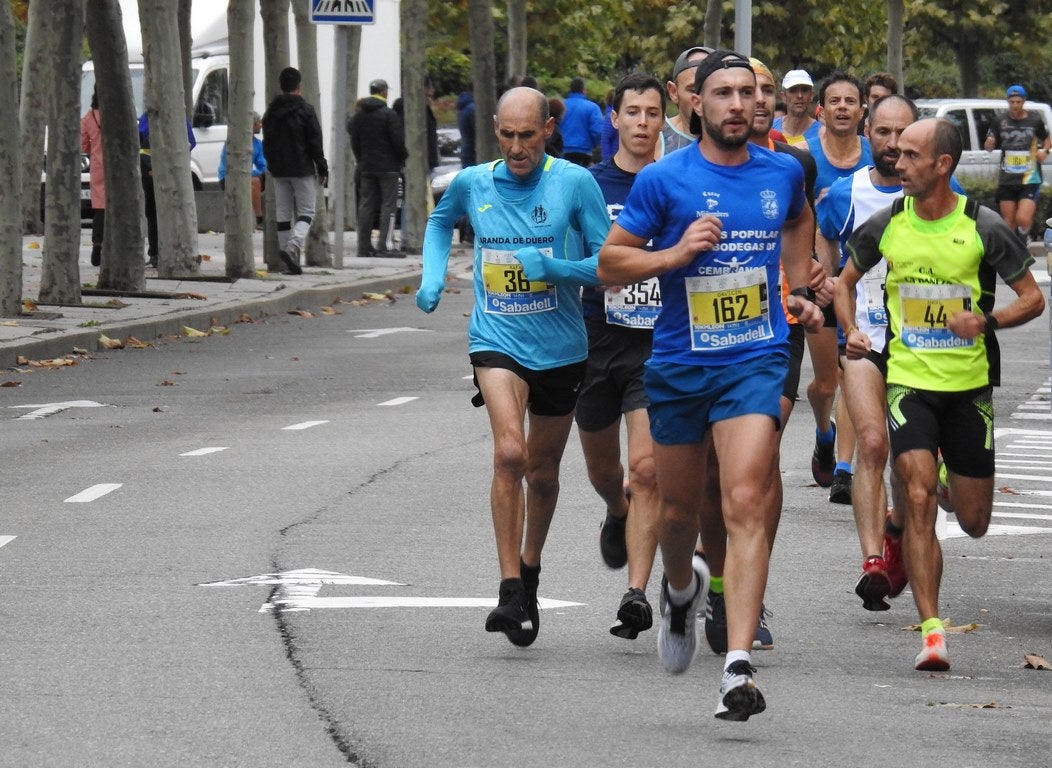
72;347;88;354
363;291;395;302
931;701;1007;709
181;326;209;337
200;254;211;261
288;309;313;317
159;380;176;386
175;292;208;300
98;335;124;350
16;356;28;365
319;306;339;315
126;336;153;349
1;380;21;387
398;285;412;294
22;298;38;311
28;357;77;368
997;486;1021;495
235;313;257;323
105;299;129;308
210;326;231;335
0;320;18;326
27;241;40;249
152;406;167;412
1024;653;1051;670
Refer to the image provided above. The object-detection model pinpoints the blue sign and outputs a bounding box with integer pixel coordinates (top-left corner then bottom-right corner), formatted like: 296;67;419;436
311;0;375;24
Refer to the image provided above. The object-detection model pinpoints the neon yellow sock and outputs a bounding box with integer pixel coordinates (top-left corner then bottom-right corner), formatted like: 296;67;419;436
710;576;723;594
920;617;943;636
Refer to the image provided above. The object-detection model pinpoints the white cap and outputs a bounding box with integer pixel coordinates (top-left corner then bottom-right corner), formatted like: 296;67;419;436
782;69;814;90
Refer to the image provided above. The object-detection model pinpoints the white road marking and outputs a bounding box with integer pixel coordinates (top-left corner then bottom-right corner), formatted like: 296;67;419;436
0;536;15;549
996;472;1052;482
10;400;114;420
378;397;418;407
274;596;586;611
990;510;1052;521
180;447;229;456
994;501;1052;510
1010;413;1052;420
64;484;122;503
348;327;432;339
282;420;330;430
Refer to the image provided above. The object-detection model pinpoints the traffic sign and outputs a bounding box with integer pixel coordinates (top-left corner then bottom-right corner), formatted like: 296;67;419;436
311;0;375;24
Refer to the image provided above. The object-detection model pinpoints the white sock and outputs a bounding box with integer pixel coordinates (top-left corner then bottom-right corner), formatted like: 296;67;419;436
725;650;751;670
666;572;699;606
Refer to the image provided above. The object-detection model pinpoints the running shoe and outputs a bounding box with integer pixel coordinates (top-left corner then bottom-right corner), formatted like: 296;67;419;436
485;578;530;638
936;455;955;514
753;604;774;650
715;660;767;721
657;557;710;674
279;248;303;275
828;469;852;504
704;589;728;655
506;562;541;647
599;512;628;569
915;629;950;671
610;587;653;640
883;512;908;598
854;555;892;611
811;420;836;487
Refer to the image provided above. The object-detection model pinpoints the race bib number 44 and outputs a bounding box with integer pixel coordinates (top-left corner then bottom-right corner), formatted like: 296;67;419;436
684;267;772;350
898;282;973;349
481;248;557;314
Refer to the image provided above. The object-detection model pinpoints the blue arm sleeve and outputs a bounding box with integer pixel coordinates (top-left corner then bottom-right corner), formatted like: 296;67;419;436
514;247;598;286
252;138;267;176
417;172;469;312
218;145;226;180
186;119;197;150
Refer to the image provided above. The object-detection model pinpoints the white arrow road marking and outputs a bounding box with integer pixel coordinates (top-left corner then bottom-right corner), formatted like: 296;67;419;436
271;596;585;612
180;447;229;457
65;484;122;503
0;536;15;549
348;327;432;339
282;420;330;430
9;400;114;420
378;397;418;407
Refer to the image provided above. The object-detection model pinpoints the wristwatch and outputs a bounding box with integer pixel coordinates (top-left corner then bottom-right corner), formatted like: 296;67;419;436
789;286;816;302
983;312;999;332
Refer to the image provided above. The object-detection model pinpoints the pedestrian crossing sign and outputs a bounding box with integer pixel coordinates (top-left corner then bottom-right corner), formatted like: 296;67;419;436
311;0;375;24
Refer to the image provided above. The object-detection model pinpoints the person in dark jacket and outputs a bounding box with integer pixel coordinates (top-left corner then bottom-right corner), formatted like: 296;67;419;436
261;67;328;275
348;78;408;258
456;87;476;168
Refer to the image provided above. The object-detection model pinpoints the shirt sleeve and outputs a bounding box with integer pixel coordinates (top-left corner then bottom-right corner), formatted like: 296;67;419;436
976;204;1035;284
816;177;851;241
846;206;892;274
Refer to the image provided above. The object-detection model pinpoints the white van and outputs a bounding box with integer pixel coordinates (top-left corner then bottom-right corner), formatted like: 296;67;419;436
914;98;1052;185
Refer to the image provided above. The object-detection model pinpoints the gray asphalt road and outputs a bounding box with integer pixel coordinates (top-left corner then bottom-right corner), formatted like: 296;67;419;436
2;275;1051;766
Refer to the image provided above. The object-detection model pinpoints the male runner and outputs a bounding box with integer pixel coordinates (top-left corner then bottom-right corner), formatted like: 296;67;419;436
836;118;1043;670
659;46;711;157
772;69;820;146
416;87;610;647
600;51;822;720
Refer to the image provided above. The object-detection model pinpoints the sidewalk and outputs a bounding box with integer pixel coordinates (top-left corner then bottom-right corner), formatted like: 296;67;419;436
1;231;467;368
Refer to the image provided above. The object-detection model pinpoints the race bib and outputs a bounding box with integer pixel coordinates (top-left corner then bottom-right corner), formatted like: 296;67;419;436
860;261;888;327
1002;150;1033;175
898;283;973;349
684;267;772;351
605;278;661;329
481;248;557;314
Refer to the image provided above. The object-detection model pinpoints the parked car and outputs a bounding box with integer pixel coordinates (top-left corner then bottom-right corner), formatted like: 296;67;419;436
915;98;1052;185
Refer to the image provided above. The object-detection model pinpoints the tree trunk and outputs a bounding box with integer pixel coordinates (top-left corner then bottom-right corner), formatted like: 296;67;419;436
178;0;193;118
887;0;904;93
39;0;85;306
139;0;199;277
401;0;428;254
86;0;146;291
468;0;497;163
291;0;331;267
260;0;290;273
343;25;361;230
956;41;981;98
704;0;722;50
225;0;255;278
0;1;22;316
506;0;526;82
18;2;51;235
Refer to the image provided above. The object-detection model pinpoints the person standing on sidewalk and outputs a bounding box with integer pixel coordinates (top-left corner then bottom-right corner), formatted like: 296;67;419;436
348;78;408;258
416;87;610;648
836;117;1043;671
81;88;105;267
262;67;328;275
561;77;604;167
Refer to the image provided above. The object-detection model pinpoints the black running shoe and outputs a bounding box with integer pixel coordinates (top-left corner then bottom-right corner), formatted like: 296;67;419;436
485;578;530;638
704;589;728;655
506;562;540;647
828;469;852;504
811;420;836;487
599;512;628;569
610;587;653;640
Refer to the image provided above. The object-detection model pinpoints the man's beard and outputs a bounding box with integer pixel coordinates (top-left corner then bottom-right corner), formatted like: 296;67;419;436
704;116;751;151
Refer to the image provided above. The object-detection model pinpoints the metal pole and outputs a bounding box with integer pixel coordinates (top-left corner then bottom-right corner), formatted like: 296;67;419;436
734;0;752;57
331;26;349;268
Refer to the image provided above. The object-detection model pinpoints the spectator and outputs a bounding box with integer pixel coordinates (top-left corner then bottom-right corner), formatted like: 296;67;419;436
219;111;266;229
547;97;565;158
456;85;476;168
138;112;196;268
348;78;408;258
600;88;618;161
80;88;104;267
561;76;604;166
261;66;328;275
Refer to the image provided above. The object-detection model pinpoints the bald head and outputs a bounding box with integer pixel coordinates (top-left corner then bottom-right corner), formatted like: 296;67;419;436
493;87;555;177
496;86;550;125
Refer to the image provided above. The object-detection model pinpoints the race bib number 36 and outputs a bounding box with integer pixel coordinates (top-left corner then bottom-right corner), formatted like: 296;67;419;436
899;283;972;349
481;248;557;315
685;267;772;350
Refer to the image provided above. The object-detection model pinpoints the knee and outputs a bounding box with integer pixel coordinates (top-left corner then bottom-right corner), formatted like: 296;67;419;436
493;437;527;479
627;453;657;496
526;461;560;497
807;376;837;400
855;427;889;468
903;481;934;519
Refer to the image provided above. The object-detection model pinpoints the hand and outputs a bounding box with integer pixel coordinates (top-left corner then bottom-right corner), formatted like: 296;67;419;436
788;295;823;332
843;326;872;359
416;282;442;313
809;260;835;308
669;215;721;269
947;310;984;340
513;246;548;282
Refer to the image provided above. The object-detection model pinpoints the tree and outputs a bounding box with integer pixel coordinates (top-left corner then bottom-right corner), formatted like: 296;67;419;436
85;0;146;291
291;0;331;267
888;0;904;92
0;0;22;316
506;0;526;80
260;0;291;273
224;0;255;278
38;0;85;306
139;0;199;277
468;0;497;163
704;0;722;49
17;3;50;235
401;0;428;253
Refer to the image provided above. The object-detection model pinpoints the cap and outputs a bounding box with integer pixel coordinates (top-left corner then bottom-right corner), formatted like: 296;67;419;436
1006;84;1027;99
749;57;773;83
671;46;713;81
782;69;814;90
369;78;388;94
689;50;754;135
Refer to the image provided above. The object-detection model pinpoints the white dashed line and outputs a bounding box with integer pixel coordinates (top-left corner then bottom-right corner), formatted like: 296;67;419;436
282;421;330;430
180;447;230;457
378;397;419;407
65;484;122;503
0;536;15;549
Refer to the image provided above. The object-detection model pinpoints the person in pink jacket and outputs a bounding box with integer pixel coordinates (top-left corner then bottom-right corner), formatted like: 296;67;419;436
80;88;105;267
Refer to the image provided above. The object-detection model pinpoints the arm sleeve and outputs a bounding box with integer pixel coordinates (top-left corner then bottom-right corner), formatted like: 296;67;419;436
816;179;850;241
218;145;226;180
419;172;471;295
252;138;267;176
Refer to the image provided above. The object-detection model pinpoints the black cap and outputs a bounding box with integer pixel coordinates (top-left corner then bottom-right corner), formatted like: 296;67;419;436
688;50;753;136
671;46;713;82
369;79;388;94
